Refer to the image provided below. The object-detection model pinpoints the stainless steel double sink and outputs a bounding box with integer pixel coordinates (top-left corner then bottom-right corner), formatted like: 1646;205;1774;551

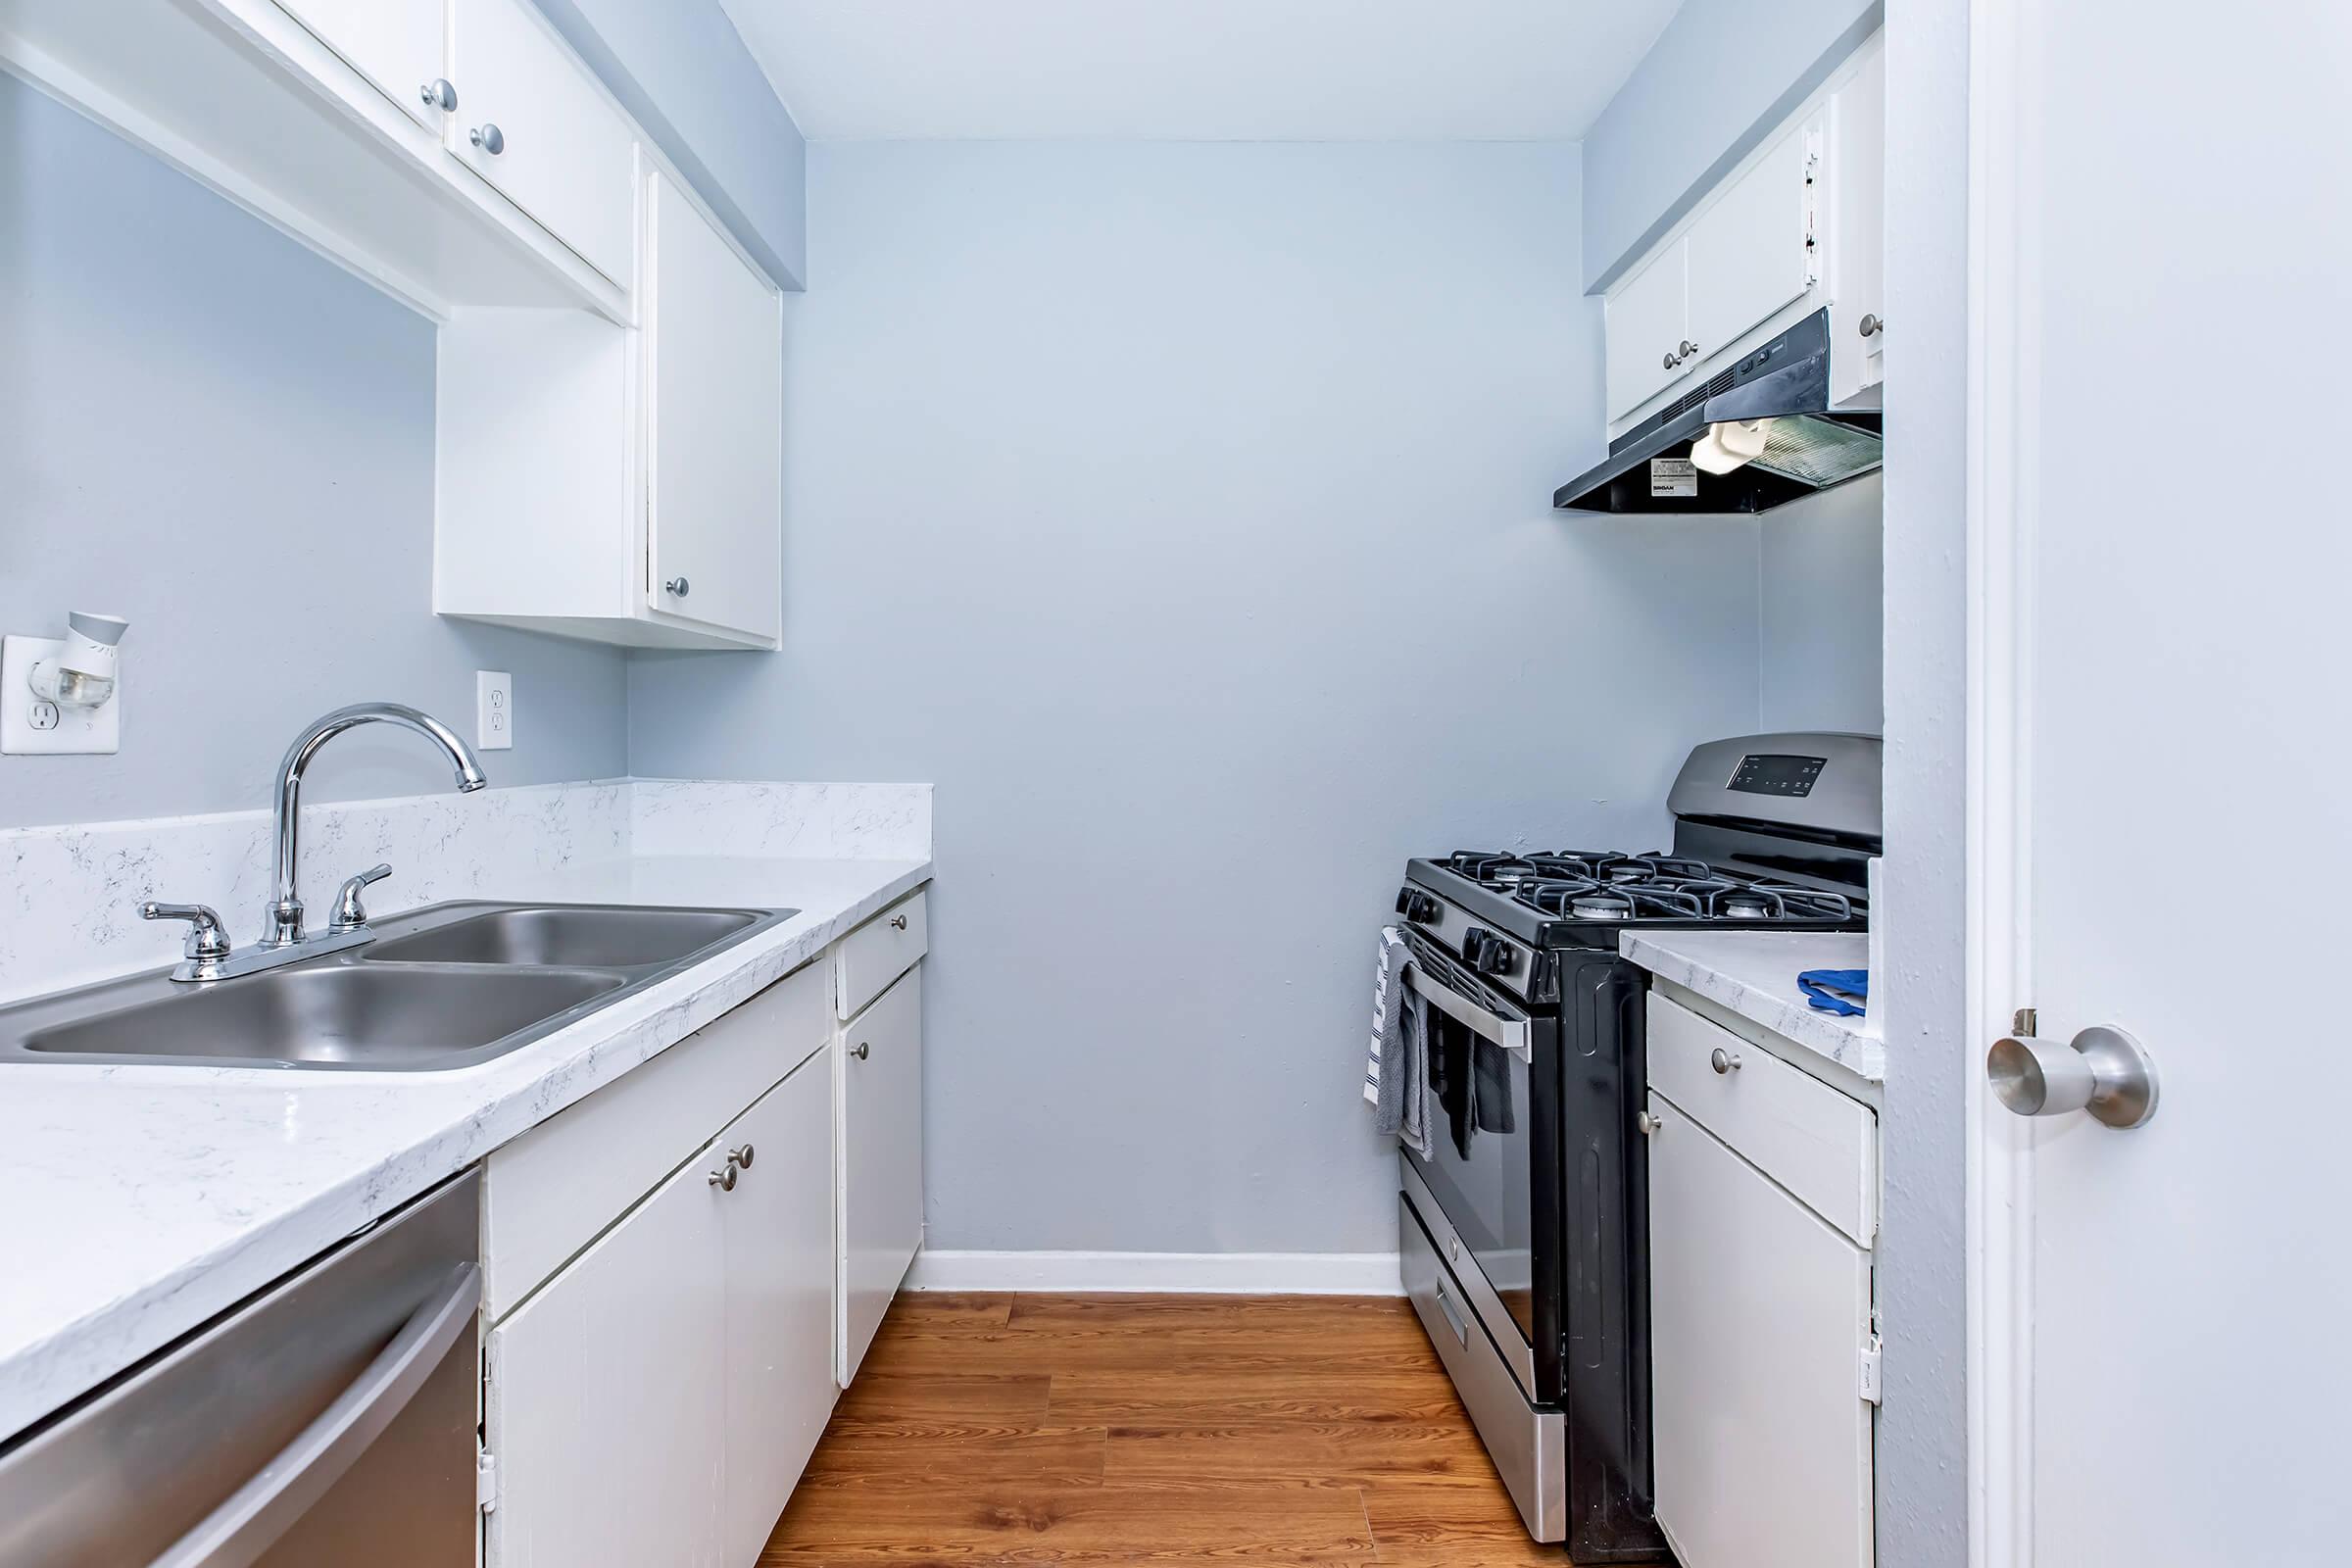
0;902;796;1072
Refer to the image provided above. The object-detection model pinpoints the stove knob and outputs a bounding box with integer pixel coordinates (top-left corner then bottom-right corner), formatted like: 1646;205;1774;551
1461;926;1513;976
1394;887;1439;924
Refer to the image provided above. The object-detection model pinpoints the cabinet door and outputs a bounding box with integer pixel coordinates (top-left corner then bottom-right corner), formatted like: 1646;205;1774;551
1685;126;1817;368
1830;45;1886;408
719;1059;837;1564
450;0;637;287
1647;1091;1873;1568
838;965;924;1385
488;1136;729;1568
646;170;784;643
1604;243;1689;421
274;0;446;128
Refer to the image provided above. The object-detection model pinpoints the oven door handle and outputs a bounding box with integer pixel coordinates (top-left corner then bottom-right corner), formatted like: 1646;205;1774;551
1407;963;1532;1061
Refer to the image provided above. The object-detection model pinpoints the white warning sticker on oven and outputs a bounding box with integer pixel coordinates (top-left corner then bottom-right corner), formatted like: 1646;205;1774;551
1649;458;1698;497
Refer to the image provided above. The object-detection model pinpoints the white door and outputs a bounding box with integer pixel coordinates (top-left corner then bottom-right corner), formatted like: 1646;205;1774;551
487;1136;728;1567
1828;42;1884;409
1603;243;1689;421
449;0;637;286
1683;125;1815;367
645;170;784;643
1972;6;2352;1562
718;1059;836;1565
838;966;924;1385
272;0;445;128
1647;1092;1872;1568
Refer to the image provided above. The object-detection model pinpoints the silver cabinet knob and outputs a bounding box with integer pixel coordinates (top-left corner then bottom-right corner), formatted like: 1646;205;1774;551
663;576;690;597
850;1041;870;1060
1709;1047;1741;1074
1859;313;1884;338
890;914;908;931
469;122;505;156
1637;1109;1666;1136
1661;350;1677;370
708;1162;738;1191
1987;1024;2159;1129
1679;339;1698;359
419;78;457;113
729;1144;755;1169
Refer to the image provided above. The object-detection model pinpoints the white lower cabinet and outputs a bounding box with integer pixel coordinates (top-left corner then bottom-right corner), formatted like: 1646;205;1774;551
488;1126;729;1568
719;1062;837;1565
837;961;925;1385
1645;994;1877;1568
484;976;836;1567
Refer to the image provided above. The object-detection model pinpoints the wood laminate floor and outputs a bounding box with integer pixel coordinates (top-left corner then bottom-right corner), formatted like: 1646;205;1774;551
760;1292;1572;1565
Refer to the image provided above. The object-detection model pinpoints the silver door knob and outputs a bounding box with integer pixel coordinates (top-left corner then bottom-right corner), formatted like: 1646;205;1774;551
708;1163;737;1191
1987;1024;2158;1129
1859;313;1884;338
663;576;689;597
470;122;505;155
850;1042;870;1060
419;78;458;113
1637;1109;1666;1136
1709;1047;1741;1074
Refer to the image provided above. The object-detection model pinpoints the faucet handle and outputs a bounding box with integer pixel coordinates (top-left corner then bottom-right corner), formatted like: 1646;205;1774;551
329;863;393;934
141;902;232;962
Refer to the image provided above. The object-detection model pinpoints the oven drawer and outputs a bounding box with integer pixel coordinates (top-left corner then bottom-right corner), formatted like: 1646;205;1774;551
1646;993;1878;1247
1400;1193;1564;1544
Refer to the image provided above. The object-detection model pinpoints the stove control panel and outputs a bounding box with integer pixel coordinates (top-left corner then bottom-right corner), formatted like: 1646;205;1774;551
1729;753;1826;798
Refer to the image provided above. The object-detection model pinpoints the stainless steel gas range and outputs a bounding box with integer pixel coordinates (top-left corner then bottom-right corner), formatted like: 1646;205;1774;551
1390;732;1882;1558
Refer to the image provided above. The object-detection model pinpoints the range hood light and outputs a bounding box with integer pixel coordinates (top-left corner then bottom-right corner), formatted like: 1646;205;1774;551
1690;418;1773;475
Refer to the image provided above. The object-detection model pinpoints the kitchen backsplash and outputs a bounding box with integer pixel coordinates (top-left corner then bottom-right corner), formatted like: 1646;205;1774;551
0;779;931;1004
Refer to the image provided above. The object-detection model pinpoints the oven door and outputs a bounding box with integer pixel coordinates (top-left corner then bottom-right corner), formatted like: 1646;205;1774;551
1398;937;1544;1396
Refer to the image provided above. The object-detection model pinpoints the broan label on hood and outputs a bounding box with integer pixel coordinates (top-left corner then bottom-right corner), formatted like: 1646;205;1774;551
1649;458;1698;498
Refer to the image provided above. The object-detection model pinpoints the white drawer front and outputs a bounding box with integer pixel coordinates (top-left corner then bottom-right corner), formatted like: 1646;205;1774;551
1646;992;1877;1246
484;961;828;1318
836;890;927;1020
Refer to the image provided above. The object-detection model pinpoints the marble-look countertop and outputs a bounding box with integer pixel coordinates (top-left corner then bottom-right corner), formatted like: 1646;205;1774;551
1620;929;1882;1083
0;853;929;1439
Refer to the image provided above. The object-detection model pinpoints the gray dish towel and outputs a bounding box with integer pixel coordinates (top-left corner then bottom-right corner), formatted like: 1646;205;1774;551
1364;925;1431;1159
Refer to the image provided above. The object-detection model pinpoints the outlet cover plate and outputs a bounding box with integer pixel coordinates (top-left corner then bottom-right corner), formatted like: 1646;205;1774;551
1;635;120;755
476;669;513;751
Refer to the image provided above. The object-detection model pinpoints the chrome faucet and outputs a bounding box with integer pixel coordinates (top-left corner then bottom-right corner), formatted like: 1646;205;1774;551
141;702;487;982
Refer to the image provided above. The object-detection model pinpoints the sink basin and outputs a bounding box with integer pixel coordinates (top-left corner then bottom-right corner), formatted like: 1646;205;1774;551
366;906;763;969
0;900;792;1071
17;965;625;1070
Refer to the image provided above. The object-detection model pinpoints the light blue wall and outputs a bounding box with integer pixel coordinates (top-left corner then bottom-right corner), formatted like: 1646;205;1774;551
0;76;627;830
628;139;1768;1255
1760;474;1883;733
1582;0;1884;289
1878;0;1971;1559
536;0;807;288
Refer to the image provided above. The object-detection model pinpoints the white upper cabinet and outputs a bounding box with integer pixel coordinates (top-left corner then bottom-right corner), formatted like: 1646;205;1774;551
450;0;638;290
1683;127;1816;368
272;0;446;129
1829;40;1886;408
646;170;785;641
1604;246;1690;421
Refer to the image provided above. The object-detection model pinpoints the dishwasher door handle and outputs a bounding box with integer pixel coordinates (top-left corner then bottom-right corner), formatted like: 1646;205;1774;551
151;1262;481;1568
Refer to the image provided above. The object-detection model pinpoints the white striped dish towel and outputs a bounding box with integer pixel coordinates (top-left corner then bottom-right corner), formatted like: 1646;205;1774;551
1363;925;1431;1159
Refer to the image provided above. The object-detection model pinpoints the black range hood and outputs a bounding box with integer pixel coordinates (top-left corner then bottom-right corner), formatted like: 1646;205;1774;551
1554;308;1882;515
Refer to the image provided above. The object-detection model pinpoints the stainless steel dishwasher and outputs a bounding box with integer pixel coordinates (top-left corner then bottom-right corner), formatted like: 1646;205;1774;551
0;1169;480;1567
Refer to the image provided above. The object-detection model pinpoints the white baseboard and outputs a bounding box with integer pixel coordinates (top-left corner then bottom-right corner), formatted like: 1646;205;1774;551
904;1249;1403;1296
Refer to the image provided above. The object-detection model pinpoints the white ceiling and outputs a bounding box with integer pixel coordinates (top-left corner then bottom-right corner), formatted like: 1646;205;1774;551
718;1;1685;142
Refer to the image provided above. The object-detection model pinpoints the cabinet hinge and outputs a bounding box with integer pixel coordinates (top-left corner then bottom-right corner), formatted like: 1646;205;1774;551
1857;1336;1884;1406
476;1448;499;1513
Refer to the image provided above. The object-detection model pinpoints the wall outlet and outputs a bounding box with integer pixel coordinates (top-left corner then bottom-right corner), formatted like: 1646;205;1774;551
0;635;120;755
476;670;514;752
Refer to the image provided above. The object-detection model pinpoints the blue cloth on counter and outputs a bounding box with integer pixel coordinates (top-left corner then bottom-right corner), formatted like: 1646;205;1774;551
1799;968;1869;1017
